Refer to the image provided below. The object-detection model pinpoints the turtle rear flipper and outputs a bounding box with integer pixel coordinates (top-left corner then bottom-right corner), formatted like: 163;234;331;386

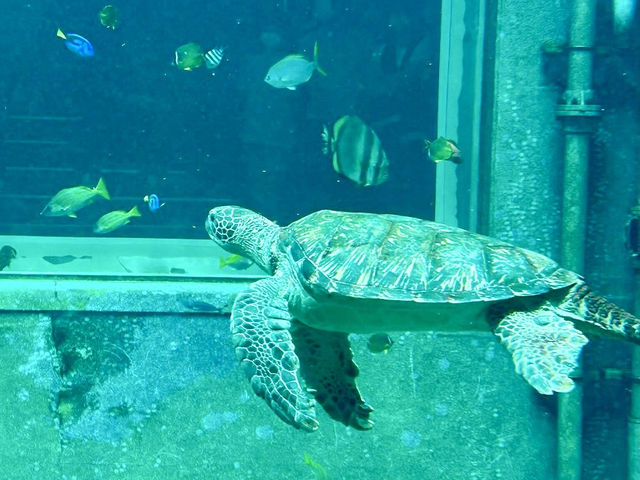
494;306;588;394
231;278;318;431
292;323;374;430
558;283;640;342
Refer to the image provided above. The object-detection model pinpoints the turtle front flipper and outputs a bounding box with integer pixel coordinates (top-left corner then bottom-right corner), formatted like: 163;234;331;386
291;323;374;430
494;305;588;394
230;278;318;431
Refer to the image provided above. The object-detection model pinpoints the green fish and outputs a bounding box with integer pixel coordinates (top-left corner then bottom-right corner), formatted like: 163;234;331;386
367;333;394;354
219;254;254;270
93;206;141;234
264;41;326;90
98;5;120;30
174;42;205;71
41;177;110;217
303;453;328;480
424;137;462;164
0;245;17;271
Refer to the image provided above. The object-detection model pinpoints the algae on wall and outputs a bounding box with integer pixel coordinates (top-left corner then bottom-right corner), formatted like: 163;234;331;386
1;309;555;479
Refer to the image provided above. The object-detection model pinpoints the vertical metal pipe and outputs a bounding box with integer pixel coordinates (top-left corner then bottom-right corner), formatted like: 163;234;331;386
560;134;590;271
631;345;640;480
556;1;599;479
630;202;640;480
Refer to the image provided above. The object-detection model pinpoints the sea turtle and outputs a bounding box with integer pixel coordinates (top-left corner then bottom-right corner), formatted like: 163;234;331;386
205;206;640;432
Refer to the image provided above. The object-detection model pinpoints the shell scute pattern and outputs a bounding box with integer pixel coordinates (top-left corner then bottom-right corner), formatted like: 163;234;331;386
282;210;580;302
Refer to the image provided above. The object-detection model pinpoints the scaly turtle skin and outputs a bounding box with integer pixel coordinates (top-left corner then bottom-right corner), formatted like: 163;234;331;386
205;206;640;432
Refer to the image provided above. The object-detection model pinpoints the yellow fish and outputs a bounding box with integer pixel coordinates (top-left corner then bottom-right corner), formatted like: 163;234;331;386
93;206;141;234
174;42;205;71
219;254;254;270
424;137;462;164
98;5;120;29
303;453;328;480
41;177;110;218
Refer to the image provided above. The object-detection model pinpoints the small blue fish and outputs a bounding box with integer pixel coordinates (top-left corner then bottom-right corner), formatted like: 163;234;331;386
57;28;94;57
144;194;165;212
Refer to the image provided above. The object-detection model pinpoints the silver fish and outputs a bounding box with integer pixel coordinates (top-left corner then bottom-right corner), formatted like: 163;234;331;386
264;41;326;90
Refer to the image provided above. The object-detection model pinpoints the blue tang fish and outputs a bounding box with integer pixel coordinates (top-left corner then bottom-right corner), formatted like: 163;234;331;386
144;194;165;212
57;28;94;57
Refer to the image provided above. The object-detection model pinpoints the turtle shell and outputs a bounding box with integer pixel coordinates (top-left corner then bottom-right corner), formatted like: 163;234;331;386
281;210;580;303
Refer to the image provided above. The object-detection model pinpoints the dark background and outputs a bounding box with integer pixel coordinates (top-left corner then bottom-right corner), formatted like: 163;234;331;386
0;0;440;237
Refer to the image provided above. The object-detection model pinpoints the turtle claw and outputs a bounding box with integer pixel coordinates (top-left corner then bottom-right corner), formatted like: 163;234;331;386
348;402;375;430
293;407;320;432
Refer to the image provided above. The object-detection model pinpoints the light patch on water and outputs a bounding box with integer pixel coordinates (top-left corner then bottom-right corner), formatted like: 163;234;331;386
484;344;495;361
437;358;450;370
400;430;422;448
255;424;274;440
435;403;449;416
16;388;30;401
201;411;238;431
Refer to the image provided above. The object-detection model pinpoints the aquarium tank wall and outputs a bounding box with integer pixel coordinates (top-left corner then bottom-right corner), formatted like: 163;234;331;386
0;0;639;479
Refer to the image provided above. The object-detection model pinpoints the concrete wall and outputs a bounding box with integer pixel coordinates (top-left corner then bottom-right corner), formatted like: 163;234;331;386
481;1;639;479
0;233;555;479
0;309;554;479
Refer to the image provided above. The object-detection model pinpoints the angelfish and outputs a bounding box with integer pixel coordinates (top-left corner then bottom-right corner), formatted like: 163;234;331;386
322;115;389;187
264;41;326;90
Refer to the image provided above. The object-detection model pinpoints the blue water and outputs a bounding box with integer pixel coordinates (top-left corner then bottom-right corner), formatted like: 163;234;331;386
1;1;639;480
1;0;439;238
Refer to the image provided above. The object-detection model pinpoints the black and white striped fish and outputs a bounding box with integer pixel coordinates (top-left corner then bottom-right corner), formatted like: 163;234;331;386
204;47;225;69
322;115;389;187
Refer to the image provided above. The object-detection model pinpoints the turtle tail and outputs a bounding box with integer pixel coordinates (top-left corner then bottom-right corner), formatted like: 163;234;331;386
559;283;640;343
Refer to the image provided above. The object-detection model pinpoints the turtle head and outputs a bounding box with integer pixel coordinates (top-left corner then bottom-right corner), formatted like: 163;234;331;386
206;206;279;273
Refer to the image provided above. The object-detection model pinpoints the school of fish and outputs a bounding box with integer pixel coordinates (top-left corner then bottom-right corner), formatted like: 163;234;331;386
47;4;457;236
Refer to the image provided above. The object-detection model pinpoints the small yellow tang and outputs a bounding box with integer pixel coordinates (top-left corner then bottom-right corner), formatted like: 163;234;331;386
425;137;462;164
98;5;120;29
93;206;141;234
